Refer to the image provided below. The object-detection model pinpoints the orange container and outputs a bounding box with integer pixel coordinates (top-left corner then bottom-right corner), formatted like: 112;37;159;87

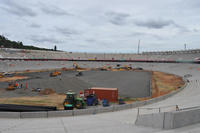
84;87;118;102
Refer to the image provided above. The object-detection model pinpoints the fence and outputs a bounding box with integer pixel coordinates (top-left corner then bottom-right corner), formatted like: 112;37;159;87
137;105;179;116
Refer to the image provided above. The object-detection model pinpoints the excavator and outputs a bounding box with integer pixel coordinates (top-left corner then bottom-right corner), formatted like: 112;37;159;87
63;91;85;110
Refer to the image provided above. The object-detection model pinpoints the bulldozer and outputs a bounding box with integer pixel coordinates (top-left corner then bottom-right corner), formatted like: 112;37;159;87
50;71;61;77
63;91;85;110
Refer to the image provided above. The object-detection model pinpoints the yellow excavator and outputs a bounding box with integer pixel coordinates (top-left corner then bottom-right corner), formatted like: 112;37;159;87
50;71;61;77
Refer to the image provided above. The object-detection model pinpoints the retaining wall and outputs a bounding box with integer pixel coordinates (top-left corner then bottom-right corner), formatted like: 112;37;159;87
135;107;200;129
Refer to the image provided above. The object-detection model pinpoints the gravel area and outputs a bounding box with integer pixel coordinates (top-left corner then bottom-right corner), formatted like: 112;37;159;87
0;70;151;98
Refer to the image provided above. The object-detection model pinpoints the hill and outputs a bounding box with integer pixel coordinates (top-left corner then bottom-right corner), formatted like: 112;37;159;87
0;35;55;51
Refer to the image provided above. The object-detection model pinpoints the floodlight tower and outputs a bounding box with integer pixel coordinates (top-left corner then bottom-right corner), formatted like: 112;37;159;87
184;44;187;50
137;40;140;54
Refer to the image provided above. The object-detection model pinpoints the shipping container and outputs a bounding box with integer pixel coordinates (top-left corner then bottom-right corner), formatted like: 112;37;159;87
84;87;118;102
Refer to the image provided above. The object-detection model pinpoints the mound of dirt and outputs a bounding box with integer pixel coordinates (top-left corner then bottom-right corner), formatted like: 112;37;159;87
39;88;56;95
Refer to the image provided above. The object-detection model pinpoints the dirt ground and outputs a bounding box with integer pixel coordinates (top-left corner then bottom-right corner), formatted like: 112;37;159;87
151;71;184;98
0;76;29;82
125;71;184;103
0;69;184;108
0;94;66;110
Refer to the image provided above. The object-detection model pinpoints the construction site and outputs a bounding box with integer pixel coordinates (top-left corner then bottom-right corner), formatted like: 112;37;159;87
0;48;200;133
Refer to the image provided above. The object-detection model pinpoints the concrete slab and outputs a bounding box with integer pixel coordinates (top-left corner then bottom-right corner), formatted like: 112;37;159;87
48;110;73;117
0;112;20;119
20;112;48;118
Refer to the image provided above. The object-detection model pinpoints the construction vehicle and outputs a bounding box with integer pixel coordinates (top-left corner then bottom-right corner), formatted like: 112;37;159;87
7;82;17;90
50;71;61;77
73;63;80;69
117;65;132;71
86;94;98;106
0;73;3;78
63;91;85;110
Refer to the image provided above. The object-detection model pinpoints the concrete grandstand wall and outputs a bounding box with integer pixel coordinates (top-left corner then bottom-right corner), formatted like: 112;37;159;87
1;48;200;61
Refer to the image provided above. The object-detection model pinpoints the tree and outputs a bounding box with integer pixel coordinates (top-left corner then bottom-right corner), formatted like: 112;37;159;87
54;45;57;51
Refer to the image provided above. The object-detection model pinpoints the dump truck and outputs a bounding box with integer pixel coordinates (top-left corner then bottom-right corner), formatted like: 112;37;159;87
63;91;85;110
50;71;61;77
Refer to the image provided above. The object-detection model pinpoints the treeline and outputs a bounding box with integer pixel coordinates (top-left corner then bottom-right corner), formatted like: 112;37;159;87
0;35;55;51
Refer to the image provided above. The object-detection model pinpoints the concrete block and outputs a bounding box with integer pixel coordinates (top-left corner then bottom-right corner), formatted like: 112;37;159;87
48;110;73;117
96;106;114;114
73;108;96;116
173;108;200;128
0;112;20;119
114;104;132;111
163;112;174;129
135;112;165;129
20;112;48;118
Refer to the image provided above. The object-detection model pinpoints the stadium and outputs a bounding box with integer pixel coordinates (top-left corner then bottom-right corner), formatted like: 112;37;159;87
1;0;200;132
0;48;200;133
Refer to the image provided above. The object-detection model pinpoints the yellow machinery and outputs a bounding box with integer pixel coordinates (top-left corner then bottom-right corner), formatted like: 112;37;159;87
0;73;3;78
73;63;80;69
50;71;61;77
7;82;16;90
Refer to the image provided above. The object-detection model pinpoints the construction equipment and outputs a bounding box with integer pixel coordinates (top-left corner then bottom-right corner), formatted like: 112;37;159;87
63;91;85;110
7;82;17;90
73;63;80;69
50;71;61;77
86;94;98;106
0;73;3;78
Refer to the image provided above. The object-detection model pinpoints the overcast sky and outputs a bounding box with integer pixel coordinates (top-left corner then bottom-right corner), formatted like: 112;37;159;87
0;0;200;53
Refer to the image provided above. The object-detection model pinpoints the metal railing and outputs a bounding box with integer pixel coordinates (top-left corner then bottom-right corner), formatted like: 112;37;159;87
137;105;179;117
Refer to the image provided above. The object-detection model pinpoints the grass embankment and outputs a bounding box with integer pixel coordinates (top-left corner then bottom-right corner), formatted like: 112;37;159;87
0;94;66;110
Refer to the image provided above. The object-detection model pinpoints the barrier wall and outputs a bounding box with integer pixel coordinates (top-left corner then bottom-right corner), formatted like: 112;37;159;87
0;80;186;119
135;107;200;129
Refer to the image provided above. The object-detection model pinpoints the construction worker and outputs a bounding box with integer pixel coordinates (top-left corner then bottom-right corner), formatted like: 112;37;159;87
15;82;18;88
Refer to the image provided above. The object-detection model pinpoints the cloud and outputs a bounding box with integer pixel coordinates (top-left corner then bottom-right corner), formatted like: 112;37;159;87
0;0;36;17
40;4;71;16
105;11;130;25
134;19;174;29
85;39;96;43
55;27;80;36
130;31;164;40
29;23;41;28
29;35;61;44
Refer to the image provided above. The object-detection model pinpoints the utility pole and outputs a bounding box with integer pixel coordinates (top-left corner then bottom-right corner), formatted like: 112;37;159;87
137;40;140;54
184;44;187;50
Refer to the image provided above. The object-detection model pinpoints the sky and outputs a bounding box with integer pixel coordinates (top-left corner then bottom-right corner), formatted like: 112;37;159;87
0;0;200;53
